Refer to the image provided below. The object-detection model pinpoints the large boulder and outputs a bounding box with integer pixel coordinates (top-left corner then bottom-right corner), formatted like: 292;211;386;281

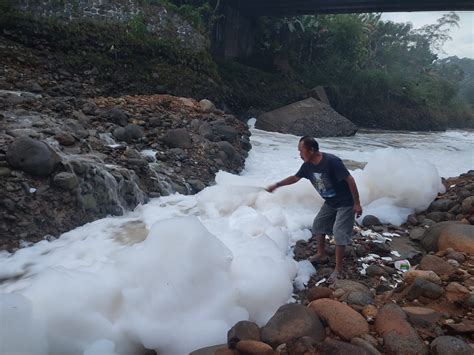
420;221;460;252
7;137;61;176
256;97;357;137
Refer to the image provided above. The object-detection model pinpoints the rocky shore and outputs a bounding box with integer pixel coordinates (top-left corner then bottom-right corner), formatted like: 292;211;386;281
193;172;474;354
0;91;251;251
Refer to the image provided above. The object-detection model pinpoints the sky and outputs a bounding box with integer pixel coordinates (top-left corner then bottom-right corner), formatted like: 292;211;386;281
381;11;473;59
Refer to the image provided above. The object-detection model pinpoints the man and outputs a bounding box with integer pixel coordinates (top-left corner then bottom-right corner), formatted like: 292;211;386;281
267;136;362;283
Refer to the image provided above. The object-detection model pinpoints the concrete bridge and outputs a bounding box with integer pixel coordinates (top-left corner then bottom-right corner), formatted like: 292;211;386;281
213;0;474;58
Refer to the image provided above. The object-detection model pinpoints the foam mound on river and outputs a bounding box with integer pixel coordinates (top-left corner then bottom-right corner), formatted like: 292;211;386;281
0;148;444;354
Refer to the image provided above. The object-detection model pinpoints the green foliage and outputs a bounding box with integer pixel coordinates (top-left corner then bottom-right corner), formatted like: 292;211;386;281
0;0;11;12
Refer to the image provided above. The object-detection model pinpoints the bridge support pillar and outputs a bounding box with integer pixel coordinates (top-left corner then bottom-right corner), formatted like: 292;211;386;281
212;3;257;59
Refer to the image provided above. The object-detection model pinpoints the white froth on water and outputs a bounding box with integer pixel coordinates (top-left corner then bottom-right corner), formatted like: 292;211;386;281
1;125;473;354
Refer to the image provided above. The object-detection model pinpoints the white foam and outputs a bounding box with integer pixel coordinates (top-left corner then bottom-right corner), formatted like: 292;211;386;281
0;127;472;354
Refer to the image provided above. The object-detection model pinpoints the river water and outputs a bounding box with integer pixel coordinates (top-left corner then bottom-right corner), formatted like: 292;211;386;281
0;126;473;355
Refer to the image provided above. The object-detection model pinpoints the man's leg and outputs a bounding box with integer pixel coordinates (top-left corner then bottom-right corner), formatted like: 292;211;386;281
315;233;327;259
310;203;336;264
328;206;355;282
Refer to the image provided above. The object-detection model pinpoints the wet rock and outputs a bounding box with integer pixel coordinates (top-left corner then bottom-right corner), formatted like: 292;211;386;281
81;102;98;115
464;294;474;308
189;344;231;355
445;282;470;303
62;119;89;138
446;250;467;263
162;128;192;149
430;336;472;355
406;278;444;301
419;254;455;275
407;214;419;226
446;319;474;334
437;224;474;255
7;137;61;176
307;287;333;301
309;298;369;341
261;303;325;347
375;304;427;355
235;340;273;355
53;172;79;190
362;215;381;227
227;321;261;348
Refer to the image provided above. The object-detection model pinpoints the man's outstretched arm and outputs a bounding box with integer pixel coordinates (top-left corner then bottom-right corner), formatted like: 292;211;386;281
344;175;362;217
266;176;301;193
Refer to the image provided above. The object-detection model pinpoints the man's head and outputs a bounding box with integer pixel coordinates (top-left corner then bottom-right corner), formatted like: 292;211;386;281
298;136;319;162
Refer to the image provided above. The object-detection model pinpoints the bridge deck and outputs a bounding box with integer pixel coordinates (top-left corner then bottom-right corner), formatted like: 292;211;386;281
238;0;474;15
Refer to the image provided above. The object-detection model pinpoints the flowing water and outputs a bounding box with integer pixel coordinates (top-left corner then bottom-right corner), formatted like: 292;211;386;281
0;125;473;355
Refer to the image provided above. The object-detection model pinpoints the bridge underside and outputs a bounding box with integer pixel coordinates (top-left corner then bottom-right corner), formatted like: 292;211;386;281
238;0;474;16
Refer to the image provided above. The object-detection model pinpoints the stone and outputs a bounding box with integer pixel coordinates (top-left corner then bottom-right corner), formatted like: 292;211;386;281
235;340;273;355
317;338;370;355
362;305;378;320
420;221;460;252
55;131;76;146
162;128;192;149
366;265;388;277
426;211;452;223
307;287;333;301
108;106;129;126
0;167;11;177
429;199;456;212
406;278;444;301
445;282;470;303
189;344;233;355
464;294;474;308
362;215;381;227
403;270;441;285
7;137;61;176
81;102;97;115
350;337;381;355
309;298;369;341
217;141;237;161
256;97;357;138
286;336;320;355
461;196;474;214
407;214;419;226
261;303;325;347
227;321;261;348
446;250;467;263
437;224;474;255
332;280;374;306
199;99;216;113
402;307;441;329
375;304;427;355
212;123;238;143
446;319;474;334
409;228;425;241
430;336;472;355
53;172;79;190
113;124;144;144
418;255;455;275
62;119;89;138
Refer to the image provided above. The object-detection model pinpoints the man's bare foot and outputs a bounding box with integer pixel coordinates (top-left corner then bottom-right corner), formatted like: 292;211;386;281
327;270;344;284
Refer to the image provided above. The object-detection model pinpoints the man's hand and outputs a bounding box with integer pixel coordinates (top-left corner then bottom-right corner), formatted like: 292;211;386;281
353;203;363;218
266;184;278;193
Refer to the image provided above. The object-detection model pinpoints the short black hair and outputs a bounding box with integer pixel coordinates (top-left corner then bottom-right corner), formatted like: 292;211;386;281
299;136;319;151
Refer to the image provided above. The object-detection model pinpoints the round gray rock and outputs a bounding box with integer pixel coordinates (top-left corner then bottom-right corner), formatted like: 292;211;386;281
162;128;192;148
7;137;61;176
261;303;325;347
362;215;381;227
430;336;472;355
